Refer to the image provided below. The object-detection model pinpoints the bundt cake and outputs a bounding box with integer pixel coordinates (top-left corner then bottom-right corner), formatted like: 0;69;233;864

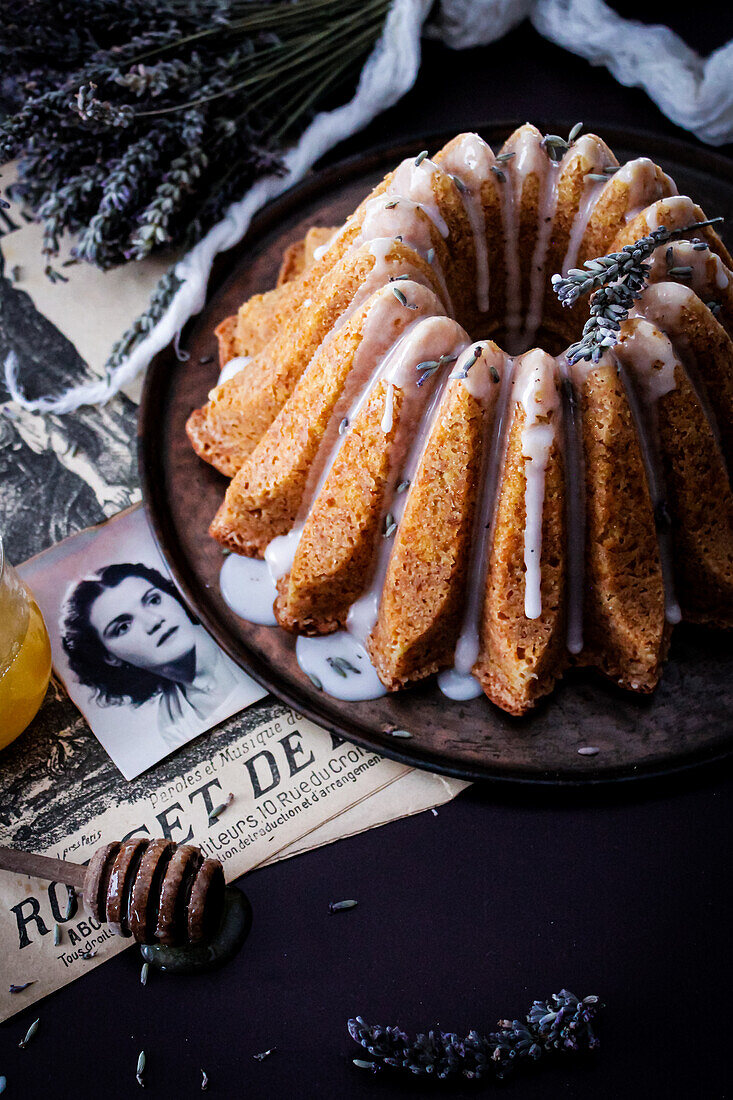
187;124;733;716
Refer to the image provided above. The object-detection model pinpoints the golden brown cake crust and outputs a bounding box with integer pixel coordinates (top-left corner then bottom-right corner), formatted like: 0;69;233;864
214;315;239;368
368;381;493;688
209;310;378;556
476;406;567;717
187;240;446;477
639;284;733;473
276;381;404;634
209;281;446;555
276;226;338;287
656;368;733;626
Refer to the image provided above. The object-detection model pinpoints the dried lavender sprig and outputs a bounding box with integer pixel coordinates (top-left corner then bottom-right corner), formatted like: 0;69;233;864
450;344;482;380
126;144;209;259
74;132;174;268
115;56;205;99
136;1049;146;1087
74;83;135;127
415;352;457;387
36;163;108;266
553;218;723;307
0;4;180;76
0;88;70;162
348;989;601;1082
552;217;723;363
527;989;601;1052
18;1018;40;1049
9;981;37;994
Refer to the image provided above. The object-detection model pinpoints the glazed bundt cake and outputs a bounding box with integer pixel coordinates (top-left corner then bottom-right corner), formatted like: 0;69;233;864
187;124;733;716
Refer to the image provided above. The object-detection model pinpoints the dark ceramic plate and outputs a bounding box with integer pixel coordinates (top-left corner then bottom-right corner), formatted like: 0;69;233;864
139;121;733;786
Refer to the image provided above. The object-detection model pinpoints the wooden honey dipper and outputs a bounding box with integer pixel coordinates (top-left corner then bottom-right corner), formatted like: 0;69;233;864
0;839;226;946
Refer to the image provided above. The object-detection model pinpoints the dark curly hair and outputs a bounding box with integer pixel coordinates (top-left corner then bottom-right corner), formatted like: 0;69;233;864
61;562;198;707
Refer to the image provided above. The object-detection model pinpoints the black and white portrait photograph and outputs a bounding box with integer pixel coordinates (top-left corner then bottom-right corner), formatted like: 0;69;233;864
19;507;265;779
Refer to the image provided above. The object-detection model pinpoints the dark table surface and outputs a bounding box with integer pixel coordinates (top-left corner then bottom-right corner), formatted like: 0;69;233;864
3;8;733;1098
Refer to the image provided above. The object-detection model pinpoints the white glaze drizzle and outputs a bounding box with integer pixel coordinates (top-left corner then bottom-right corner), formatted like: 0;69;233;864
313;236;336;262
264;528;302;587
614;158;677;223
521;181;558;348
497;152;521;349
618;317;678;403
353;197;454;314
388;157;450;238
631;281;725;456
439;345;514;696
265;291;452;582
516;351;561;620
346;377;448;647
503;128;548;352
647;239;730;295
437;666;484;700
311;156;451;268
643;193;695;233
520;145;563;348
362;195;434;253
562;176;604;275
333;237;417;328
560;136;618;276
345;321;470;647
291;323;469;698
265;237;431;422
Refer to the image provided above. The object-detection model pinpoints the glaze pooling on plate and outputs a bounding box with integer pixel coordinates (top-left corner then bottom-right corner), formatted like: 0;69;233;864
219;554;278;626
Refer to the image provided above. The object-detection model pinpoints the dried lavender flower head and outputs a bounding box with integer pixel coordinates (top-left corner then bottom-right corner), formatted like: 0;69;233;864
348;988;602;1082
552;217;723;363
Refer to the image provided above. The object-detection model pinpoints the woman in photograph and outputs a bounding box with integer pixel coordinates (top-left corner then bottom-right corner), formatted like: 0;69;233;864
62;562;241;747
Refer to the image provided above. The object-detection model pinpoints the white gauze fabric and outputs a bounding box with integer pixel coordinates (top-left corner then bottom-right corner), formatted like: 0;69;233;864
5;0;732;413
532;0;733;146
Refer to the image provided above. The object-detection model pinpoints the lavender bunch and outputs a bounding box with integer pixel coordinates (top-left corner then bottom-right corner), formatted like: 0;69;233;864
552;217;723;364
1;0;390;276
348;988;601;1082
0;0;390;373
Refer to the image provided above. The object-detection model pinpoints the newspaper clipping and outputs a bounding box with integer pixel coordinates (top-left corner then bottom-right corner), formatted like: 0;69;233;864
0;685;429;1021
